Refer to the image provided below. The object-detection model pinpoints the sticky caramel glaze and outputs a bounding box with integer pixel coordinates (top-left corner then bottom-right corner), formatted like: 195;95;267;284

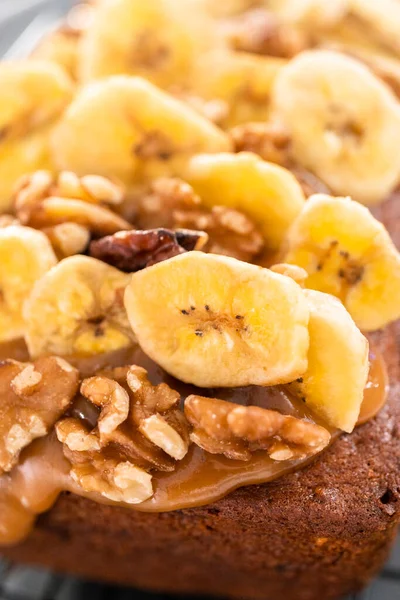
0;340;388;546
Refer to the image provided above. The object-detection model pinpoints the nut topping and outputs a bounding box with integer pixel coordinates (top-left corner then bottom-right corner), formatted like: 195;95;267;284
89;228;208;272
137;178;264;262
42;223;90;258
0;356;79;473
185;395;330;462
223;9;309;58
231;122;330;197
14;170;131;238
56;365;190;503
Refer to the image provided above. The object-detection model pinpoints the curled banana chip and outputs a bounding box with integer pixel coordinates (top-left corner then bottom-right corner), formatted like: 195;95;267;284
272;50;400;204
25;255;134;358
125;251;310;388
52;75;231;185
0;60;74;210
79;0;219;87
284;193;400;331
0;226;57;342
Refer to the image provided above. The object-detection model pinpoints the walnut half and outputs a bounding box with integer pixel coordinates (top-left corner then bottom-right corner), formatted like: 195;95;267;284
56;365;190;504
185;395;330;462
0;356;79;473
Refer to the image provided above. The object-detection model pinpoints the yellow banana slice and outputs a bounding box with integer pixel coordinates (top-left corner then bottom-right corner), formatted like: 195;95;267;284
189;50;286;128
25;256;134;358
32;29;80;80
0;60;74;210
284;193;400;331
79;0;218;87
184;152;305;251
193;0;261;18
287;289;369;433
351;0;400;56
124;251;310;387
272;50;400;204
0;226;57;343
52;76;231;185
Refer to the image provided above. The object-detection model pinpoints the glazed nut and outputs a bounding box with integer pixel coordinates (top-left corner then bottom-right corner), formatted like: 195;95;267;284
139;414;188;461
0;356;79;473
70;458;153;504
14;170;53;222
231;122;292;166
43;222;90;257
58;171;124;205
13;170;131;236
224;8;309;58
58;365;189;479
185;395;330;462
80;376;130;440
57;365;190;503
137;178;263;261
80;175;124;204
55;418;101;452
89;228;209;272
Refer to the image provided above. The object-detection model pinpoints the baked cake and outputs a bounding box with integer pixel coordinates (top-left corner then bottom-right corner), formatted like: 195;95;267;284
1;1;400;599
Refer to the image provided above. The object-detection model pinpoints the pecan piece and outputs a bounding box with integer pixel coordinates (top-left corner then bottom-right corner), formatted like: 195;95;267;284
14;170;131;238
137;178;264;262
56;365;189;503
0;356;79;473
89;228;208;272
185;395;330;462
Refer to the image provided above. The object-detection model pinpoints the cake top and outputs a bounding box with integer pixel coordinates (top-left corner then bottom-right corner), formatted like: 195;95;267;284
0;0;399;545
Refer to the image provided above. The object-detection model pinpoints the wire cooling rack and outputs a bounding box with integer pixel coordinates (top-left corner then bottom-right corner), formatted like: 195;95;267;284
0;1;400;598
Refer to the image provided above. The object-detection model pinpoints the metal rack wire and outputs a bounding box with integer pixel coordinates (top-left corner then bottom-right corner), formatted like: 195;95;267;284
0;1;399;598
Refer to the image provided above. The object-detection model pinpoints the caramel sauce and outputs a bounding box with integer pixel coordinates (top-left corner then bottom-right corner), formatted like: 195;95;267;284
0;340;388;546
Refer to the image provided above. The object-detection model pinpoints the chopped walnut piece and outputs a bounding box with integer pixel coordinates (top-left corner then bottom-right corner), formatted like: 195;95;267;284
137;178;264;262
89;228;208;272
71;458;153;504
185;395;330;462
42;222;90;258
14;170;131;238
224;8;309;58
56;365;190;503
0;356;79;473
231;121;292;165
231;122;330;197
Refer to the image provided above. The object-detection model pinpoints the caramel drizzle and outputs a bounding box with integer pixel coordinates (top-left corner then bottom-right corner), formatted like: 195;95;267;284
0;342;388;546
